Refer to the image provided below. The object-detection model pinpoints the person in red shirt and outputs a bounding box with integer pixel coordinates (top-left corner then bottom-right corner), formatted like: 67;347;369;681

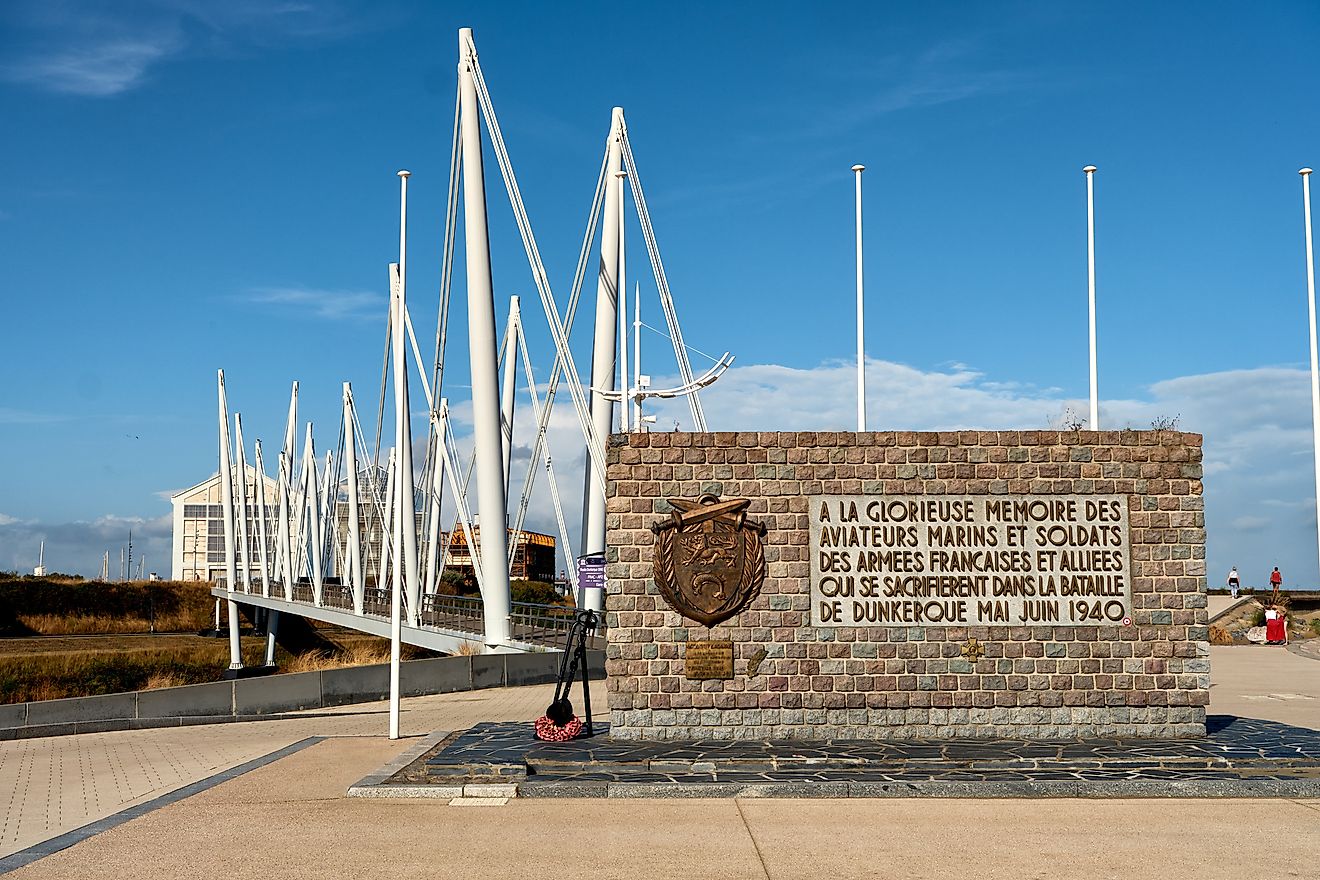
1265;606;1287;644
1269;566;1283;604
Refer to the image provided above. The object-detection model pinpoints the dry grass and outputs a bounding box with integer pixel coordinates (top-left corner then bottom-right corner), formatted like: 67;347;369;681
278;640;429;673
457;640;484;656
143;670;191;690
1;577;216;636
17;612;206;635
0;637;268;703
0;578;449;703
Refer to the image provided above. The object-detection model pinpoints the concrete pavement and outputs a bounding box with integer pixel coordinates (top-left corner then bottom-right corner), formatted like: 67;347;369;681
6;735;1319;880
1208;594;1253;621
1;644;1318;878
0;681;584;862
1209;643;1320;728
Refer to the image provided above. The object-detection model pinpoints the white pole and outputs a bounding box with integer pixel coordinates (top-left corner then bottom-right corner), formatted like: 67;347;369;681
458;28;512;645
581;107;624;612
217;370;242;670
276;382;298;598
253;440;272;597
317;448;334;596
634;282;642;430
382;446;396;591
388;168;419;740
302;426;323;604
423;425;445;596
395;172;421;624
234;415;252;590
1301;167;1320;586
1084;164;1099;430
343;383;363;613
501;296;519;501
389;274;404;741
618;169;629;434
852;164;866;432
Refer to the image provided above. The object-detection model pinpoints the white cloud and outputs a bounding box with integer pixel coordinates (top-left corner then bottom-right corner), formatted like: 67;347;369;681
0;1;356;97
3;31;183;96
0;513;172;577
637;358;1320;589
244;287;384;321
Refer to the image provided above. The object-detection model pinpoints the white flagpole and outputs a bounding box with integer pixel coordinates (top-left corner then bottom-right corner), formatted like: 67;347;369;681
1084;164;1099;429
633;282;642;430
389;169;411;742
852;164;866;432
616;169;629;433
1300;167;1320;585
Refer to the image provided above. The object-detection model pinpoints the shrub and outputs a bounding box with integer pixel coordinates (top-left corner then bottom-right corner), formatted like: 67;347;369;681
510;579;562;606
440;569;478;596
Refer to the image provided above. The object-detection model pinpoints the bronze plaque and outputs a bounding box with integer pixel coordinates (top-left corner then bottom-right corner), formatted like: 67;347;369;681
651;494;767;627
684;640;734;680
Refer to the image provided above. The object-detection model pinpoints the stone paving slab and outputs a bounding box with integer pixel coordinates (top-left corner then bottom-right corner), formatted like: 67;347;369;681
0;681;588;861
354;714;1320;799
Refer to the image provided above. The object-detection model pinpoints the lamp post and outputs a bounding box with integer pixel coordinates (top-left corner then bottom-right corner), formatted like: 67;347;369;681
852;164;866;432
1083;165;1099;430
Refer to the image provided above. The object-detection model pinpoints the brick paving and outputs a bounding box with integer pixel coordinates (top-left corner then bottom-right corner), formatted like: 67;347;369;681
0;681;593;860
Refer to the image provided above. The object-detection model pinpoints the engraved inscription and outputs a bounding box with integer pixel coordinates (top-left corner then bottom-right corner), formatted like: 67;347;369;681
809;494;1133;627
684;640;735;680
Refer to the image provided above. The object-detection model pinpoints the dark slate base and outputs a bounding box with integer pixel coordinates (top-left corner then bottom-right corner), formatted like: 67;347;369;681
353;715;1320;799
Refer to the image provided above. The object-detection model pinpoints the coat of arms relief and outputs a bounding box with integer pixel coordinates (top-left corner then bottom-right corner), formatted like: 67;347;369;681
650;494;767;627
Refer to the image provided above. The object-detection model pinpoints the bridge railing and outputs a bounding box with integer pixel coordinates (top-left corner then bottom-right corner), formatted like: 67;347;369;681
419;593;484;633
213;580;602;648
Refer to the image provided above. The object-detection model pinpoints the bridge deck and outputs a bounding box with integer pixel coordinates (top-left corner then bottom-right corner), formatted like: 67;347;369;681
212;584;601;654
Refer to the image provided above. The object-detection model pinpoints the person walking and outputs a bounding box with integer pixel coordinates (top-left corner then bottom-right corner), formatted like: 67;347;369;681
1269;566;1283;605
1227;566;1240;599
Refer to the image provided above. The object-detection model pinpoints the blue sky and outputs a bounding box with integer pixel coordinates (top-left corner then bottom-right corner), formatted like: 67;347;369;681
2;0;1320;586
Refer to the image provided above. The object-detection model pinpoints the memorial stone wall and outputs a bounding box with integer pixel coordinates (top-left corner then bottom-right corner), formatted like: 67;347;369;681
604;430;1209;740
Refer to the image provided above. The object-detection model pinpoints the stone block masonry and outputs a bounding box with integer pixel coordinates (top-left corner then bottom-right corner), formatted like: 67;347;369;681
603;430;1209;741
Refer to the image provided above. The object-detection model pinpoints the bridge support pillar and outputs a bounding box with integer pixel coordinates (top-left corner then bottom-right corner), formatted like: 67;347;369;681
264;609;280;667
459;27;511;648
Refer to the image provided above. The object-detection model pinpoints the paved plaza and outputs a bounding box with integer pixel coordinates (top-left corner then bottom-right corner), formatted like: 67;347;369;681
385;714;1320;798
1;645;1318;878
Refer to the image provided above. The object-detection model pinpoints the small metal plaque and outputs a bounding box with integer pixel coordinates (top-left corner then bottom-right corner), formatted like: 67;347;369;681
684;640;734;680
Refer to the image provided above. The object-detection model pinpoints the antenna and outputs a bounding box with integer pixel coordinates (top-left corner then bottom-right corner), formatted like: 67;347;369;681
34;540;46;577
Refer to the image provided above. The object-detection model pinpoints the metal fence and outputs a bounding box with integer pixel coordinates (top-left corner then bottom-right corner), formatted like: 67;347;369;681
212;581;602;649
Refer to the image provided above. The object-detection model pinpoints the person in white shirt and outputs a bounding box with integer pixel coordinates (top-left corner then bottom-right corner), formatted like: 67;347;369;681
1227;567;1240;599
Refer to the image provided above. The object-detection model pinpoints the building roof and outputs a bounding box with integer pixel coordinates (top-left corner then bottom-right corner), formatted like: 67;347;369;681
169;465;279;501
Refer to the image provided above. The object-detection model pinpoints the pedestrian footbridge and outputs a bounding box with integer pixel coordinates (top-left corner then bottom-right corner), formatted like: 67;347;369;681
213;580;601;657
